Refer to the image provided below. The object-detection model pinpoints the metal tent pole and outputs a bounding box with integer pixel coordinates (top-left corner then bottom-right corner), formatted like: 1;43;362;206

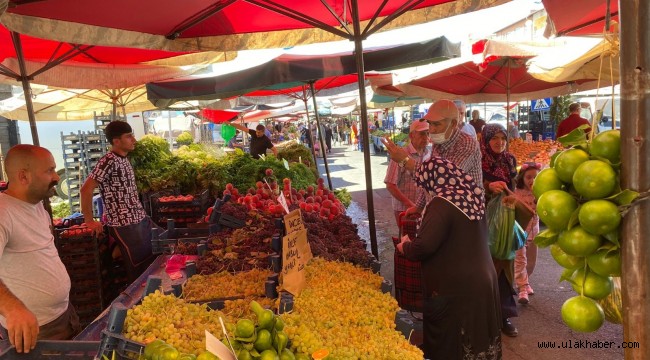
112;100;118;121
302;94;318;167
506;61;511;151
619;0;650;358
351;0;379;259
310;81;333;190
11;32;39;146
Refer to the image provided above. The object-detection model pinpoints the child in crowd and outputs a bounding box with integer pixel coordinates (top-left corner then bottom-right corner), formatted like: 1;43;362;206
513;162;541;304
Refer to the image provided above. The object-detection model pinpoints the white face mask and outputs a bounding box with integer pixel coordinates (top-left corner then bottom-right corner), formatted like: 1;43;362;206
429;120;453;144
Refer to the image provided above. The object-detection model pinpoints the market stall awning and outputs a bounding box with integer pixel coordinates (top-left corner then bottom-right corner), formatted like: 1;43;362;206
367;93;427;108
146;36;459;107
0;0;506;52
542;0;618;37
386;39;603;103
0;85;164;121
0;25;233;89
527;36;619;85
243;103;307;123
201;103;307;124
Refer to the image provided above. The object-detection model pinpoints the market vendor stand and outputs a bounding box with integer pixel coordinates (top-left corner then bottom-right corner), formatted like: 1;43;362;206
74;255;183;341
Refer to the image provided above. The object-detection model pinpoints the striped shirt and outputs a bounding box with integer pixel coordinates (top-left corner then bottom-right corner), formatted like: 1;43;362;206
416;129;483;209
384;143;424;212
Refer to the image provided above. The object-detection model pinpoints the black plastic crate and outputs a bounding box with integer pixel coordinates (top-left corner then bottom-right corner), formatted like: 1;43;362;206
0;340;99;359
70;287;103;303
150;220;212;254
151;190;210;229
55;233;98;255
140;189;179;217
151;189;210;210
215;212;245;229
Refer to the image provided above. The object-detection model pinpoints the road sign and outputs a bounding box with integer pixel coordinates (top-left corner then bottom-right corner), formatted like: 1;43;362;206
531;98;552;111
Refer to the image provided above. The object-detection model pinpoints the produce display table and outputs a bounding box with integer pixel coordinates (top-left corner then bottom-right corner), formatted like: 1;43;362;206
74;255;187;341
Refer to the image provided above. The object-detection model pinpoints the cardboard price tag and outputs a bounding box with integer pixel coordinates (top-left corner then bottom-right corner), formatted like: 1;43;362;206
281;229;312;296
284;209;305;234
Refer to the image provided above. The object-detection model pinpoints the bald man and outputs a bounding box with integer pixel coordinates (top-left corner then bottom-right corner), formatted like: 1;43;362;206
0;145;79;353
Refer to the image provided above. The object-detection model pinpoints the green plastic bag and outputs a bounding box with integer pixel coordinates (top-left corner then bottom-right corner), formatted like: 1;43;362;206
221;124;236;142
487;193;527;260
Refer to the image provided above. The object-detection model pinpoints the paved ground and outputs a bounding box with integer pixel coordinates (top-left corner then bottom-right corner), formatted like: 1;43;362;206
316;143;626;360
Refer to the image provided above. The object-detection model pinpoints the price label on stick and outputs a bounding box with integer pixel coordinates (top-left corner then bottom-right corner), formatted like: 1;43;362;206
205;330;236;360
277;193;290;214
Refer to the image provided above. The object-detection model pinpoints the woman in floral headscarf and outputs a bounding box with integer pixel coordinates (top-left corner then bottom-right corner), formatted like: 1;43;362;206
397;157;501;360
481;123;519;338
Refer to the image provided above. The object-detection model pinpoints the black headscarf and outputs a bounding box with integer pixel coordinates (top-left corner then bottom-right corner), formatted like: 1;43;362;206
416;157;485;221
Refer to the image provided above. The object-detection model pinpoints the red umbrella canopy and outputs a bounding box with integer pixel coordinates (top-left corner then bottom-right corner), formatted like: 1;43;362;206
408;58;556;98
1;0;508;51
542;0;619;37
0;25;190;64
385;38;602;103
199;108;240;124
0;25;233;89
390;53;599;103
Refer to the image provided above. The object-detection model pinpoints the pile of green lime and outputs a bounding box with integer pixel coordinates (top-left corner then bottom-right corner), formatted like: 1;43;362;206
143;339;218;360
233;300;309;360
533;129;633;332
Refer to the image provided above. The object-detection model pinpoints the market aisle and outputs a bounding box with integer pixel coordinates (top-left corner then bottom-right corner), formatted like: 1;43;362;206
315;143;397;287
317;143;624;360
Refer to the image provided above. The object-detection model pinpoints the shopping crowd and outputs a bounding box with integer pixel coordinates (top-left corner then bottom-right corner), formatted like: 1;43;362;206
385;99;542;359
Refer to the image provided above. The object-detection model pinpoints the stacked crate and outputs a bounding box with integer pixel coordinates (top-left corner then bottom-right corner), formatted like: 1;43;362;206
54;227;105;328
150;190;211;229
61;132;85;211
81;131;109;178
60;130;110;212
93;112;114;132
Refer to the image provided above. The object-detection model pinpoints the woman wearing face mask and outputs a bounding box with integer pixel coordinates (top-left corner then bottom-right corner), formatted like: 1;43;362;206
481;123;520;338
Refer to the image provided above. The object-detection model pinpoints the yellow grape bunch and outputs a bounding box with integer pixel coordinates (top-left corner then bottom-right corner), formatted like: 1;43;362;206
281;258;423;360
183;268;273;301
123;291;233;356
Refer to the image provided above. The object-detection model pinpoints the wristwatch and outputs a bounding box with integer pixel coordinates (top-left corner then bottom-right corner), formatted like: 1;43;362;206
398;158;408;168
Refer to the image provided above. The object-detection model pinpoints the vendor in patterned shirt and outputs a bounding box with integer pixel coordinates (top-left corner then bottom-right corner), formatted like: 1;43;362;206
81;121;157;282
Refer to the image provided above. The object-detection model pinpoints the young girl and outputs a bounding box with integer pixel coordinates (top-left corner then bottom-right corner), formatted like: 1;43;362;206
513;162;541;304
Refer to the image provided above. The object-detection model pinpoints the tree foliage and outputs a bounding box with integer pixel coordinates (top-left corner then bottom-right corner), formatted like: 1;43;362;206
550;95;573;131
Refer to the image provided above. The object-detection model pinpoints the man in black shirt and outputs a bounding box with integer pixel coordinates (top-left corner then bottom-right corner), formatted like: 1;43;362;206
231;123;278;159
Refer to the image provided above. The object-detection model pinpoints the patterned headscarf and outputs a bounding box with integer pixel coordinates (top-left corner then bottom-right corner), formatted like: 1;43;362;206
416;157;485;220
481;123;517;187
